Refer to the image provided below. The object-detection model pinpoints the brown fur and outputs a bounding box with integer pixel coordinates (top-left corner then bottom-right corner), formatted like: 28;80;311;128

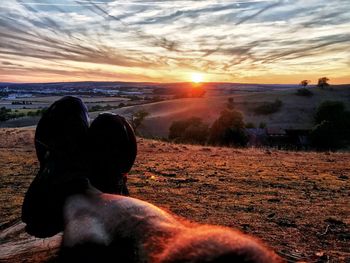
62;189;284;263
153;225;283;263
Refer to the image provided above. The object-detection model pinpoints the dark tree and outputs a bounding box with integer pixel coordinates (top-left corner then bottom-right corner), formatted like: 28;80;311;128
300;80;310;88
209;109;248;147
245;122;256;128
310;121;339;150
314;101;346;125
317;77;330;89
310;101;350;149
0;107;11;121
169;117;209;144
259;122;267;129
226;97;235;110
130;109;149;133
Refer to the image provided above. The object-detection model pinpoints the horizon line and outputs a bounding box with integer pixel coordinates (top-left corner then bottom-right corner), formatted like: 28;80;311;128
1;80;349;86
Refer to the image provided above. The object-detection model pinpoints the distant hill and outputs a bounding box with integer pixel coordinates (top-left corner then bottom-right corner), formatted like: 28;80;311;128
106;85;350;137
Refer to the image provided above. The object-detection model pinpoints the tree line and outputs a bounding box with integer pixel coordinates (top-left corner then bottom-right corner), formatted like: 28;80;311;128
167;97;350;150
169;99;248;146
0;107;47;122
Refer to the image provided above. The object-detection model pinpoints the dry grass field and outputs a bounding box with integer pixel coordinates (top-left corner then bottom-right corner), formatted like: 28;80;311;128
0;128;349;262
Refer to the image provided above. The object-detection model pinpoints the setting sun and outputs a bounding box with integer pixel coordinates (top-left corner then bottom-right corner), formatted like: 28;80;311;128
191;73;204;83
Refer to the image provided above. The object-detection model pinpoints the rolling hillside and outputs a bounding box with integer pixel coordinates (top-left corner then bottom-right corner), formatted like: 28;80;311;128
107;86;350;137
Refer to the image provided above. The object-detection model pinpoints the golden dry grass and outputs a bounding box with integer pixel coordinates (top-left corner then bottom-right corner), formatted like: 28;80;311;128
0;128;349;262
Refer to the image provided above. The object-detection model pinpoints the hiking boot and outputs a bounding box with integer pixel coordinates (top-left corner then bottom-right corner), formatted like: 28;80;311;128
34;96;90;166
22;96;90;237
87;113;137;195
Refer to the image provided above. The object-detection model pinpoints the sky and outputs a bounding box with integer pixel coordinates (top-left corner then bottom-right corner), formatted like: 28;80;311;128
0;0;350;84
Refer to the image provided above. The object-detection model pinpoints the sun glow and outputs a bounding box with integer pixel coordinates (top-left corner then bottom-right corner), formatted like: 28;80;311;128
191;73;204;83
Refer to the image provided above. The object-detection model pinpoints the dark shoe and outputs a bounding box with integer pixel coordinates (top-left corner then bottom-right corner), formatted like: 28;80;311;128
22;96;90;237
34;96;90;166
87;113;137;195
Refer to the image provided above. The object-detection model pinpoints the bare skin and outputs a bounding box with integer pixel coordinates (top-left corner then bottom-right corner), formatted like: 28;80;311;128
61;185;284;263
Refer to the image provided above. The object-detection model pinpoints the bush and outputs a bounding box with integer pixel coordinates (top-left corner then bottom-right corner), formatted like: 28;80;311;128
169;117;209;145
314;101;347;125
227;97;235;110
311;101;350;149
130;109;149;134
295;88;313;97
182;122;209;144
0;107;12;121
127;95;140;101
26;111;36;117
0;107;33;121
259;122;267;129
310;121;339;150
89;104;117;112
27;108;47;117
245;122;256;128
209;109;248;147
253;99;282;115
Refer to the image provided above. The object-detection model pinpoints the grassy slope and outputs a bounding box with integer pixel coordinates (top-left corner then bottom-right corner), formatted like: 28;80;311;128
0;128;349;262
111;86;350;137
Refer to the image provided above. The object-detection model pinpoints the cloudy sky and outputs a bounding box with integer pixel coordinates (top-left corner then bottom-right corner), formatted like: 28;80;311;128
1;0;349;83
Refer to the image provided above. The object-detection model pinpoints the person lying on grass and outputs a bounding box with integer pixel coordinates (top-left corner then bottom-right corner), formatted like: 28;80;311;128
22;96;284;263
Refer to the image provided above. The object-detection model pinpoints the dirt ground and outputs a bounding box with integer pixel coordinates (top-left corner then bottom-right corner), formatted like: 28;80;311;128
0;128;349;262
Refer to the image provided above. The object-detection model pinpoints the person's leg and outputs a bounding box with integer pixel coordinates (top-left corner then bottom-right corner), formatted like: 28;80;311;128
87;113;137;195
22;96;90;238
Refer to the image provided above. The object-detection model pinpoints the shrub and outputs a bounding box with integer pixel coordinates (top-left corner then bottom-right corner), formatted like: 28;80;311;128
314;101;346;125
0;107;31;121
226;97;235;110
0;107;12;121
169;117;209;145
295;88;313;97
209;109;248;147
253;99;282;115
259;122;267;129
26;111;36;117
182;122;209;144
130;109;149;134
89;104;118;112
310;121;339;150
311;101;350;149
245;122;256;128
89;105;103;112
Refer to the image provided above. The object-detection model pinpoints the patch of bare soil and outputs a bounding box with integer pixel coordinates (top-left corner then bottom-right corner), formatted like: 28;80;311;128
0;128;349;262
